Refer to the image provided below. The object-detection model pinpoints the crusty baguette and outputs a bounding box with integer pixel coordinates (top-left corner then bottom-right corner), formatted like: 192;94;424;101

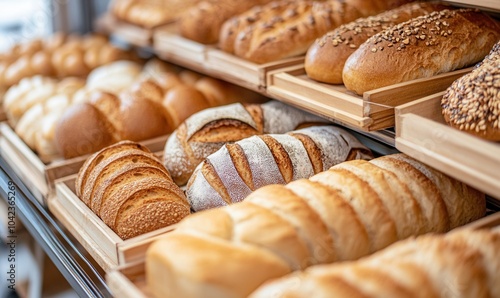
343;8;500;95
186;125;372;211
146;153;485;298
305;2;449;84
250;228;500;298
75;140;190;239
163;100;329;186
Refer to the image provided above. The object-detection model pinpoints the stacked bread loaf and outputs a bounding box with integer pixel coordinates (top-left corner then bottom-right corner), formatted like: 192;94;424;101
441;40;500;141
146;153;485;298
342;8;500;95
163;100;330;185
186;125;372;211
75;140;190;239
251;228;500;297
305;2;449;84
217;0;415;63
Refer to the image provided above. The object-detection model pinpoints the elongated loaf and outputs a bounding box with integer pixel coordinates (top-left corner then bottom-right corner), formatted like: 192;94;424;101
146;153;485;298
220;0;413;63
186;125;372;211
305;2;448;84
251;228;500;298
75;140;190;239
163;100;329;185
343;8;500;95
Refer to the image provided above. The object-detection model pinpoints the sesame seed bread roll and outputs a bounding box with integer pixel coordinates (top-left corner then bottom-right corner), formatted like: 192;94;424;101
343;9;500;95
305;2;449;84
441;40;500;141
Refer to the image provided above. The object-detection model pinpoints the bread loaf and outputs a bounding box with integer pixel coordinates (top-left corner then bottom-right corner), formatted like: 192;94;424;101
163;100;330;185
305;2;448;84
251;228;500;298
146;153;485;298
219;0;414;63
186;125;372;211
343;9;500;95
441;40;500;141
75;140;190;239
178;0;278;44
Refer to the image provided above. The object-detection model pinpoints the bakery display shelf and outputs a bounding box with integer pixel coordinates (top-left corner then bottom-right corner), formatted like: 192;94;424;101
266;64;473;132
442;0;500;12
49;175;177;272
395;92;500;202
0;122;169;206
105;209;500;298
0;155;112;298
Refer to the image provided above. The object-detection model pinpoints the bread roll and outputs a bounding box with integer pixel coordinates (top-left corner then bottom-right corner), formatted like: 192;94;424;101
186;125;372;211
146;153;485;298
441;40;500;141
305;2;448;84
163;100;330;186
75;140;190;239
343;9;500;95
250;228;500;298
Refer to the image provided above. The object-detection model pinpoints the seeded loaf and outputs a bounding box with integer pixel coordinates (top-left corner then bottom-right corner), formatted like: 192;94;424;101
305;2;449;84
163;100;330;186
75;140;190;240
251;228;500;298
343;9;500;95
186;125;372;211
146;153;485;298
441;40;500;141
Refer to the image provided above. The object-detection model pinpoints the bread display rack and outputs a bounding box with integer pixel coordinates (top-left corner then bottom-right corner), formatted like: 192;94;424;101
95;13;158;48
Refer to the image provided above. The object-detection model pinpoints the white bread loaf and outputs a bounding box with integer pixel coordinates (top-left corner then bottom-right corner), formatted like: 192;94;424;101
146;153;485;298
186;125;372;211
75;140;190;239
163;100;330;186
251;228;500;298
343;8;500;95
305;2;449;84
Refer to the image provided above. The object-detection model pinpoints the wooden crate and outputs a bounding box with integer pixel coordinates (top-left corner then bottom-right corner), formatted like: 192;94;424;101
95;13;160;48
0;122;169;205
395;92;500;201
105;211;500;298
49;176;178;271
266;65;472;131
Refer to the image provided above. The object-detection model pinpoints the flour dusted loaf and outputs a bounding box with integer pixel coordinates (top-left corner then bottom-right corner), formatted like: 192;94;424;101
186;125;372;211
75;140;190;239
305;2;448;84
163;100;329;186
146;153;485;298
343;8;500;95
442;40;500;141
251;228;500;298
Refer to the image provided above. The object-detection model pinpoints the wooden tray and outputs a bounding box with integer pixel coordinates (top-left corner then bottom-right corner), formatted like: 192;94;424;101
105;211;500;298
49;176;178;271
266;65;472;131
395;92;500;201
0;122;169;205
95;13;160;48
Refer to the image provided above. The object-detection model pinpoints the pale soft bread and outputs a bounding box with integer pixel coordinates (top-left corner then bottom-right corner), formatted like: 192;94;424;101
343;9;500;95
186;125;372;211
251;229;500;298
163;100;329;186
305;2;448;84
442;40;500;141
76;141;189;239
146;153;485;298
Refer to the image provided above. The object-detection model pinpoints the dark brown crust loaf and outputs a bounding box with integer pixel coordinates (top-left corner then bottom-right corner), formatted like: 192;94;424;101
441;40;500;141
343;9;500;95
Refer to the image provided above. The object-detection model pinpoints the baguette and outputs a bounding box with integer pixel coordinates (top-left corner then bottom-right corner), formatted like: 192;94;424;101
186;125;372;211
146;153;485;298
163;100;330;186
305;2;448;84
251;229;500;298
343;9;500;95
